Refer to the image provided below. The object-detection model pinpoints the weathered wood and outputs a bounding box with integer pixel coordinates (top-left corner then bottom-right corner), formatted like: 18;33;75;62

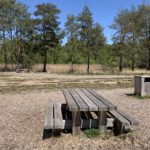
81;119;99;129
86;88;117;110
72;111;81;135
86;112;98;128
44;100;54;129
81;88;108;111
63;89;78;111
75;89;98;111
54;102;63;129
86;111;98;119
114;120;124;135
107;118;114;128
108;110;139;135
98;111;107;132
109;110;130;126
62;88;138;136
42;129;52;140
62;119;99;129
62;120;72;129
117;109;139;125
61;119;113;129
69;89;88;111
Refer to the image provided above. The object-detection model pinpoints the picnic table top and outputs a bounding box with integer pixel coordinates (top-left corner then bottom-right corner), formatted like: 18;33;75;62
63;88;116;111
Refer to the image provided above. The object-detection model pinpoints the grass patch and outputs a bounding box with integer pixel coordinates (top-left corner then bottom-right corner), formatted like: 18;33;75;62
0;80;133;94
84;129;100;138
127;93;150;100
0;73;133;94
84;129;113;139
135;95;150;99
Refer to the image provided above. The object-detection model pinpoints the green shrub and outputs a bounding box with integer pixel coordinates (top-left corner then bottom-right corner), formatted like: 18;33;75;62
84;129;100;138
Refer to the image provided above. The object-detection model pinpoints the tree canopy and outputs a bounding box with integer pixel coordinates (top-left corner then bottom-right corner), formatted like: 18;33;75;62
0;1;150;73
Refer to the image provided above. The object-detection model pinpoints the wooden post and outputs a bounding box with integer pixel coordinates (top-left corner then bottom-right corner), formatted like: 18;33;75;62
98;111;107;133
72;111;81;135
42;129;52;140
114;120;124;136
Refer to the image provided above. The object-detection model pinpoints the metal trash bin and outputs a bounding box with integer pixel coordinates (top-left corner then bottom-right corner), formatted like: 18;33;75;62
134;75;150;96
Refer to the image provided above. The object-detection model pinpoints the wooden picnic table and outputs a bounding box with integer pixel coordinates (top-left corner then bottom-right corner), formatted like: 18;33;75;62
63;88;117;135
43;88;139;139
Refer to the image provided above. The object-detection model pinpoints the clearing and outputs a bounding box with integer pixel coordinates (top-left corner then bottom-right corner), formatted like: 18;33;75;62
0;73;150;150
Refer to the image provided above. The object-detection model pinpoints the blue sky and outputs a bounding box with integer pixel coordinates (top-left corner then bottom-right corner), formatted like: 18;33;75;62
18;0;149;44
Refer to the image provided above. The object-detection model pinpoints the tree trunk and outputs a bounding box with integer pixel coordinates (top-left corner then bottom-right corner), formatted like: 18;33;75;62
119;55;123;72
42;23;47;72
71;52;74;73
71;60;73;73
70;40;74;73
11;55;13;71
4;46;8;71
70;63;73;73
147;27;150;70
3;30;8;71
51;49;54;64
131;54;135;71
96;49;100;64
16;40;21;72
43;49;47;72
10;29;13;71
87;52;90;74
147;48;150;70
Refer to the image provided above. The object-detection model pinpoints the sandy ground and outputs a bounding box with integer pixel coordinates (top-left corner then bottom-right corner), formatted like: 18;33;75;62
0;72;133;94
0;87;150;150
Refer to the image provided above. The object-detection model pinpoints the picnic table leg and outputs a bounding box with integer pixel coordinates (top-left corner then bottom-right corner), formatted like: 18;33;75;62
98;111;107;133
72;111;81;135
114;120;124;135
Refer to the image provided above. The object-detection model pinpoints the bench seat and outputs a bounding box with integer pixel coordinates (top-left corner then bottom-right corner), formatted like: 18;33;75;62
108;109;139;135
43;100;63;139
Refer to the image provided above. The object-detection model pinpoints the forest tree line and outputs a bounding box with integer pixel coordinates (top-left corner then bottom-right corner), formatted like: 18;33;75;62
0;0;150;73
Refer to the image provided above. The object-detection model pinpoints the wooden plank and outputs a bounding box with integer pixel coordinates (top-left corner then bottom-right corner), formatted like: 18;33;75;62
62;119;99;129
62;120;72;129
81;88;108;111
117;109;139;125
81;119;99;129
63;89;78;111
62;119;113;129
86;88;117;110
54;102;63;129
107;118;114;127
86;111;98;119
69;89;88;111
44;100;54;129
72;111;81;135
98;111;107;132
75;89;98;111
109;110;130;126
85;112;98;128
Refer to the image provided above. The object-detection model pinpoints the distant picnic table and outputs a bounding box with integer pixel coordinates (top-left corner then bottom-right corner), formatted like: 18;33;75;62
16;68;29;73
43;88;139;139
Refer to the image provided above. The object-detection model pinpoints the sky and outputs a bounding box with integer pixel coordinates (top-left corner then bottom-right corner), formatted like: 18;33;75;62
18;0;150;44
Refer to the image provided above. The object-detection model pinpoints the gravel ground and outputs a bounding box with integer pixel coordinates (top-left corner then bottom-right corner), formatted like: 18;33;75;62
0;88;150;150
